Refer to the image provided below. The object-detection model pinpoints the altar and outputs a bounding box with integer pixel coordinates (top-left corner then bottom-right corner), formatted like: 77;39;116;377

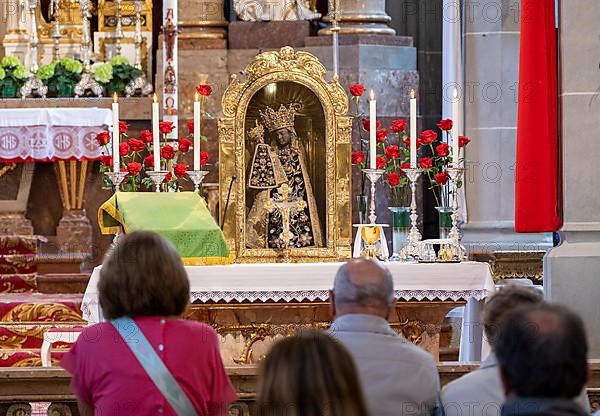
82;261;495;364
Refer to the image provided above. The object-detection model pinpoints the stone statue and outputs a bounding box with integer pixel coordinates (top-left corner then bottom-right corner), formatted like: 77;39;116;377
234;0;320;22
246;103;323;249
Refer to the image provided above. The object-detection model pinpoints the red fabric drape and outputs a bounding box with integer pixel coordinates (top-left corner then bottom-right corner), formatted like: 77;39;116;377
515;0;561;232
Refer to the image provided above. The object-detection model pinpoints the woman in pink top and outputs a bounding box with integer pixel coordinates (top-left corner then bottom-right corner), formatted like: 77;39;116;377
62;231;238;416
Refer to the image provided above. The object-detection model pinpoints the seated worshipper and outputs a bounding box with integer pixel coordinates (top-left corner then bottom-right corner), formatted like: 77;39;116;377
441;286;590;416
328;258;440;416
495;303;589;416
255;329;369;416
61;231;237;416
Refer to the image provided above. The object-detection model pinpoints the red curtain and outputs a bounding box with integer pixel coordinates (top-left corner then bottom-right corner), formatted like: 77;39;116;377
515;0;561;232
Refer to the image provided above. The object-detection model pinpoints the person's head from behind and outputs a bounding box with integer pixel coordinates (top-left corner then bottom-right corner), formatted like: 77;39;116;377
99;231;189;320
330;258;394;319
256;330;369;416
482;285;543;347
495;303;588;400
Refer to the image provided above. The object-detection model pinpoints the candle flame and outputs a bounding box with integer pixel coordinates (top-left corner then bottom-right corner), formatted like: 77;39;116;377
194;92;199;102
152;93;157;103
453;88;458;100
112;92;118;103
410;89;415;99
369;90;375;101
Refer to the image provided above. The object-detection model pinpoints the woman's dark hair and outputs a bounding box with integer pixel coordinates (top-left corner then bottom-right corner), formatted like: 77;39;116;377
256;330;370;416
99;231;189;320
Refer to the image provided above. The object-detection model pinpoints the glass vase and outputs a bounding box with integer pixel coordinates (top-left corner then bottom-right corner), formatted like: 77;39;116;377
356;195;368;224
388;207;410;261
436;206;453;240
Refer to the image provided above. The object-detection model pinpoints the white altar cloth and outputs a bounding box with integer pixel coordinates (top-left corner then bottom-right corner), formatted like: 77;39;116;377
82;261;493;361
0;108;111;161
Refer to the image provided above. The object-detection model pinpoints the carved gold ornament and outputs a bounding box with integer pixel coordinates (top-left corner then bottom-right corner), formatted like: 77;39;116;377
1;303;82;323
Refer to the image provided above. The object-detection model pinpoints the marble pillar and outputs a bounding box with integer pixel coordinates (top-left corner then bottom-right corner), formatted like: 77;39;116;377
320;0;395;36
461;0;552;255
178;0;227;44
544;0;600;357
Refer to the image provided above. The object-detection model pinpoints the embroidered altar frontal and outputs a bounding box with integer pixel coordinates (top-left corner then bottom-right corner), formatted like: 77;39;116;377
98;192;232;265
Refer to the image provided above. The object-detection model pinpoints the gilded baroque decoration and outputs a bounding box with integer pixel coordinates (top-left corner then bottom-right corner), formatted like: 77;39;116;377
0;303;82;323
219;47;352;263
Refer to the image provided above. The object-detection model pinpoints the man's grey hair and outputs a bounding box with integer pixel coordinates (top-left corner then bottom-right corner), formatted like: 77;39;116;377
333;262;395;309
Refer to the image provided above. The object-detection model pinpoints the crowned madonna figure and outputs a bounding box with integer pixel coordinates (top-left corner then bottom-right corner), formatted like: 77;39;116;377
246;103;323;249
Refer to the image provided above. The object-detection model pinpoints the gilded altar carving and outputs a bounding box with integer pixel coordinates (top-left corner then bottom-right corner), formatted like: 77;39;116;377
0;303;82;323
219;47;352;263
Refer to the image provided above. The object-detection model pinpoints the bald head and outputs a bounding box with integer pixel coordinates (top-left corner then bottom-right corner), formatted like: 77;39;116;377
332;258;395;318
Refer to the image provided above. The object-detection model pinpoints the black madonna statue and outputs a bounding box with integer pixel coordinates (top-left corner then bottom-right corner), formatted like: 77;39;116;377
246;102;323;249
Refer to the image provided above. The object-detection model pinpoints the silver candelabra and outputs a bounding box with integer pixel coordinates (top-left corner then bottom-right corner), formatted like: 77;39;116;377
74;0;103;97
50;0;61;61
363;169;384;224
447;167;467;261
186;170;209;193
114;0;124;56
20;0;47;98
147;171;170;192
105;171;128;191
125;1;152;97
399;168;423;261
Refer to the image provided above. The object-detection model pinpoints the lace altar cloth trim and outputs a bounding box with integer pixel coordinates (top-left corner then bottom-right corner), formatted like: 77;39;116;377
190;289;491;303
0;125;107;161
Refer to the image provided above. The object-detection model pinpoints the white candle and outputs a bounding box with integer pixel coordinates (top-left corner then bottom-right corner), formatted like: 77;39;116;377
152;93;160;171
193;92;201;171
111;93;120;172
410;89;417;168
452;87;460;167
332;0;339;79
369;90;376;169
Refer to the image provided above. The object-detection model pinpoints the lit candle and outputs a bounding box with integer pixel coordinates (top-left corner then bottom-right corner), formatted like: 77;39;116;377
452;88;460;167
410;89;417;168
369;90;376;169
111;93;120;172
193;92;201;171
152;93;160;171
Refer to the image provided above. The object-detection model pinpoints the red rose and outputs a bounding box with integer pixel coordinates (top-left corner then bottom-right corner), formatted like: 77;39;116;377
178;138;193;153
384;145;400;160
143;154;154;168
459;135;471;147
126;162;142;176
437;119;453;131
390;119;407;133
119;121;129;134
376;129;388;143
403;136;422;150
99;155;112;166
419;157;433;169
400;162;411;175
196;84;212;97
140;130;153;143
387;172;400;187
95;131;110;146
174;163;188;178
127;138;145;152
420;130;438;145
200;151;209;165
159;121;175;134
186;120;194;133
351;151;365;165
160;144;175;160
163;172;172;183
349;84;365;97
436;143;450;157
434;172;449;185
119;142;130;156
362;119;382;131
376;156;387;169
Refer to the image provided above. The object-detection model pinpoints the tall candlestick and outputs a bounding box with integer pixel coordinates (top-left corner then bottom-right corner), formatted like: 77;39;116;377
193;92;201;170
331;0;340;79
451;87;460;167
369;90;377;169
112;93;120;172
410;89;417;168
152;93;160;171
162;1;178;136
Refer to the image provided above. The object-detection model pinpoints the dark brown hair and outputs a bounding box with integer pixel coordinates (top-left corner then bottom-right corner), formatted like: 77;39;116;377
99;231;189;320
256;330;370;416
482;284;543;345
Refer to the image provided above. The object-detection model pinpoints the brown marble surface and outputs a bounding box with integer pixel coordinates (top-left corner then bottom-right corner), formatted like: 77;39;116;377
228;21;317;49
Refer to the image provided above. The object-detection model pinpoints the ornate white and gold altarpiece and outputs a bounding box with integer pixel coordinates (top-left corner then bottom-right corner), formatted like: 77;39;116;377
82;262;495;363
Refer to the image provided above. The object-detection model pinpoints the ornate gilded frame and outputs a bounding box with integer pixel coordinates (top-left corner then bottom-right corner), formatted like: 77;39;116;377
219;47;352;263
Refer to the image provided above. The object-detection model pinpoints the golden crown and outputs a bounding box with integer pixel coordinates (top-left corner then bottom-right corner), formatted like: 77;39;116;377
248;120;265;142
259;102;302;132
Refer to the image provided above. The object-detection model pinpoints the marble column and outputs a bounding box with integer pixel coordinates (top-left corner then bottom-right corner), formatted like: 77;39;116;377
319;0;395;36
461;0;553;255
544;0;600;357
178;0;227;44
